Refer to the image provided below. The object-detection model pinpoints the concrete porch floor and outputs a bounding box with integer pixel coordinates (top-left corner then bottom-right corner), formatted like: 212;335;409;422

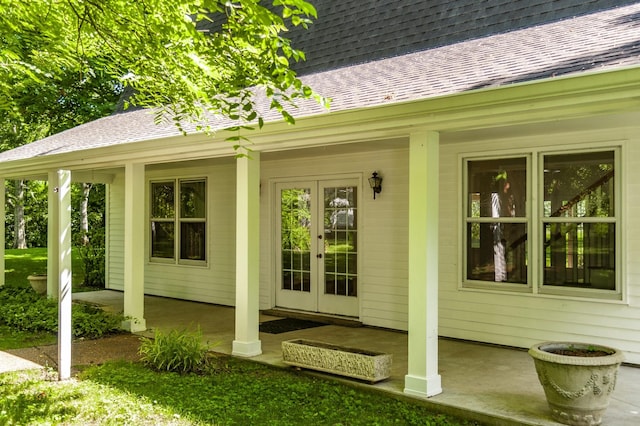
74;291;640;425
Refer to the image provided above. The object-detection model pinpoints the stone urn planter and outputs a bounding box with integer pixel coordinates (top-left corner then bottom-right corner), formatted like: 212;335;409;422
282;339;392;383
529;341;624;426
27;274;47;295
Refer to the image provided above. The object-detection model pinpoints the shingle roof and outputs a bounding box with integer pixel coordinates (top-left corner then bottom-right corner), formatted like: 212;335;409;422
290;0;640;75
1;2;639;163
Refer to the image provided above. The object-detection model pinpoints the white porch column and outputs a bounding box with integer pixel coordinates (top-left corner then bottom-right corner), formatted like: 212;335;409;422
404;130;442;398
56;170;72;380
122;163;146;332
47;171;60;298
232;151;262;357
0;178;4;287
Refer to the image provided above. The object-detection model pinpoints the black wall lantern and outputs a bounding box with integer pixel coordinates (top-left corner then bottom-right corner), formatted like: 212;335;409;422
368;171;383;199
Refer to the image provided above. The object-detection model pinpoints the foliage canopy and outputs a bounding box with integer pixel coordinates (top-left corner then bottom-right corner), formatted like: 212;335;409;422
0;0;325;133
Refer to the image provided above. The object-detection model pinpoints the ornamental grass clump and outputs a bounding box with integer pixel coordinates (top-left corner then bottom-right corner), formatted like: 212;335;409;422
138;327;210;374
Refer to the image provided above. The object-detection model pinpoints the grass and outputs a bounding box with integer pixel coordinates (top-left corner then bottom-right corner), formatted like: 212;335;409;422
0;325;56;350
4;247;87;290
0;359;478;425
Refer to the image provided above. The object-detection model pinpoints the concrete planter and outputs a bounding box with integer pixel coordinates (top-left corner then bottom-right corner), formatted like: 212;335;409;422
529;341;624;426
27;274;47;295
282;339;392;383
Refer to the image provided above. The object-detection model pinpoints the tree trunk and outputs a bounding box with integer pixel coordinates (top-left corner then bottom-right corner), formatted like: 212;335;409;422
13;179;27;249
80;183;92;246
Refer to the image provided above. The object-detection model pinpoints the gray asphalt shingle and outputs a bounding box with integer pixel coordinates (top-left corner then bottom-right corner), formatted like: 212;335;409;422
290;0;640;74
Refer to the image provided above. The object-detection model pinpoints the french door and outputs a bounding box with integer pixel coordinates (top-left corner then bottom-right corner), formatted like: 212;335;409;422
276;179;359;317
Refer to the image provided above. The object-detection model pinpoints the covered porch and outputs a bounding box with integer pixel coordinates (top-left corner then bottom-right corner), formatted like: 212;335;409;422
74;290;640;426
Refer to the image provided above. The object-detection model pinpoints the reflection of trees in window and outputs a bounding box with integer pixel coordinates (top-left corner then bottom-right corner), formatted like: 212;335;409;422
151;181;175;259
543;151;615;289
323;186;358;297
181;180;206;218
150;178;206;262
179;180;206;261
152;182;174;218
280;189;311;252
466;158;527;284
280;188;311;292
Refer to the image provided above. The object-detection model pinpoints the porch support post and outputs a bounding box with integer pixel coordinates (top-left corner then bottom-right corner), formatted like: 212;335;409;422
56;170;72;380
404;130;442;398
122;162;146;332
47;171;60;298
0;178;4;287
232;150;262;357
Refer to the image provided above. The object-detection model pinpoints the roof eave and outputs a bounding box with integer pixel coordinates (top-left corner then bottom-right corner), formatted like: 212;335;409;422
1;65;640;178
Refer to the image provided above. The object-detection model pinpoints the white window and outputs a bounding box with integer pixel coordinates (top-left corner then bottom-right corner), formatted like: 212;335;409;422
463;148;620;299
150;178;207;264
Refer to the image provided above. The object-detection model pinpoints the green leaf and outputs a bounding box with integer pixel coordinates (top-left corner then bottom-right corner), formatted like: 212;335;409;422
0;0;324;152
281;110;295;124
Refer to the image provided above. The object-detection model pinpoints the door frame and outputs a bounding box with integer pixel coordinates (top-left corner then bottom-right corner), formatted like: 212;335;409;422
270;173;362;318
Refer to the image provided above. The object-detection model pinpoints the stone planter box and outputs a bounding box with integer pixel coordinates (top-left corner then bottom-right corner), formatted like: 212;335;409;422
282;339;392;383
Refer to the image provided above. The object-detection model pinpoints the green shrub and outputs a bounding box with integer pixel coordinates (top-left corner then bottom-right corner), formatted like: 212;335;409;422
72;304;123;339
0;286;123;339
78;232;106;288
139;327;210;374
0;286;57;332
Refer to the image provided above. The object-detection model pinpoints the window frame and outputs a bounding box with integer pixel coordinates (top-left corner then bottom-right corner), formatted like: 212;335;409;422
536;148;621;299
461;146;622;300
462;154;532;292
149;177;208;266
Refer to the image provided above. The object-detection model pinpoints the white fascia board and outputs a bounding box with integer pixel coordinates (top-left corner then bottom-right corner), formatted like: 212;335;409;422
1;66;640;178
250;65;640;150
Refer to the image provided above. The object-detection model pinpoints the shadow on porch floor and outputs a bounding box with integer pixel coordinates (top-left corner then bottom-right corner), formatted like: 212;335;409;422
73;291;640;426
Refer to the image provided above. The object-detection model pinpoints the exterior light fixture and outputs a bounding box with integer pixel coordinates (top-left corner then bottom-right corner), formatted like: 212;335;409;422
368;171;383;199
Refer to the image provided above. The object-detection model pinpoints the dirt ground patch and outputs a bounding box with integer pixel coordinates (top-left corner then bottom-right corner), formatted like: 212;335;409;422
5;333;142;373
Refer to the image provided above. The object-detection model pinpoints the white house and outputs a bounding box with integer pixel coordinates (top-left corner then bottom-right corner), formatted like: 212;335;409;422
2;1;640;397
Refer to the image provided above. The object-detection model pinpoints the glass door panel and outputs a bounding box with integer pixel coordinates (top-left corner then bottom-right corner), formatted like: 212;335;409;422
318;181;359;316
275;179;360;317
323;185;358;297
276;184;316;312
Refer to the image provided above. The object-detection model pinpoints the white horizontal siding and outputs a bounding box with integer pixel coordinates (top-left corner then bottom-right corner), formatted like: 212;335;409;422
439;126;640;364
144;265;235;304
106;172;125;291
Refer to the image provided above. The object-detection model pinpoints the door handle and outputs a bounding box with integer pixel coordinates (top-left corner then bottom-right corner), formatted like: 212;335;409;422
317;253;323;259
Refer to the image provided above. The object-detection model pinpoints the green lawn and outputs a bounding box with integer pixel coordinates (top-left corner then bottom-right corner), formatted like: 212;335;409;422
4;247;88;290
0;325;56;349
0;360;478;425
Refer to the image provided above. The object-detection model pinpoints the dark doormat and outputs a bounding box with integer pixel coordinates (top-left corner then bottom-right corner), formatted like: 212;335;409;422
259;318;327;334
